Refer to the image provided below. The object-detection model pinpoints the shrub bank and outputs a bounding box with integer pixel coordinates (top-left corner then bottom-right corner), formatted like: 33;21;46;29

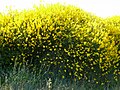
0;4;119;85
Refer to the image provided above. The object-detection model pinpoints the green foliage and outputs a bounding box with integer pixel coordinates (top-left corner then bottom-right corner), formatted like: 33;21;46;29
0;3;119;86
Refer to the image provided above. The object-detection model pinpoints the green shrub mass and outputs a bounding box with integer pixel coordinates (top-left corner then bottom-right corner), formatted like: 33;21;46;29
0;4;119;85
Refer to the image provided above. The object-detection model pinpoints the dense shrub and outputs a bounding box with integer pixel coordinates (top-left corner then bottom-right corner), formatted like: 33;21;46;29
0;4;119;85
105;16;120;51
105;16;120;81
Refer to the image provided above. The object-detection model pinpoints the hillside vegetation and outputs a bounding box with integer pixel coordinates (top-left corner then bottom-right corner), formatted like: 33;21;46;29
0;3;120;89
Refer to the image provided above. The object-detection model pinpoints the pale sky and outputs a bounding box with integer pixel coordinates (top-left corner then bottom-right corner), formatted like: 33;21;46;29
0;0;120;18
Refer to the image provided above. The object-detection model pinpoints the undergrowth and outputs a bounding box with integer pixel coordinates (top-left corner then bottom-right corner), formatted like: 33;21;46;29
0;65;120;90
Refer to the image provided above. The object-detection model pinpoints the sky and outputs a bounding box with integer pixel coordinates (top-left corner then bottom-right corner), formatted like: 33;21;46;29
0;0;120;18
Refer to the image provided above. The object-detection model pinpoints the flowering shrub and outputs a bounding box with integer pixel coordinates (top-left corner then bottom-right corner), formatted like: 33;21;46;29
0;4;119;85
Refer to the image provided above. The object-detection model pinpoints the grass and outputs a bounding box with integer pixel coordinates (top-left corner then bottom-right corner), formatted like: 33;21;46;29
0;64;120;90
